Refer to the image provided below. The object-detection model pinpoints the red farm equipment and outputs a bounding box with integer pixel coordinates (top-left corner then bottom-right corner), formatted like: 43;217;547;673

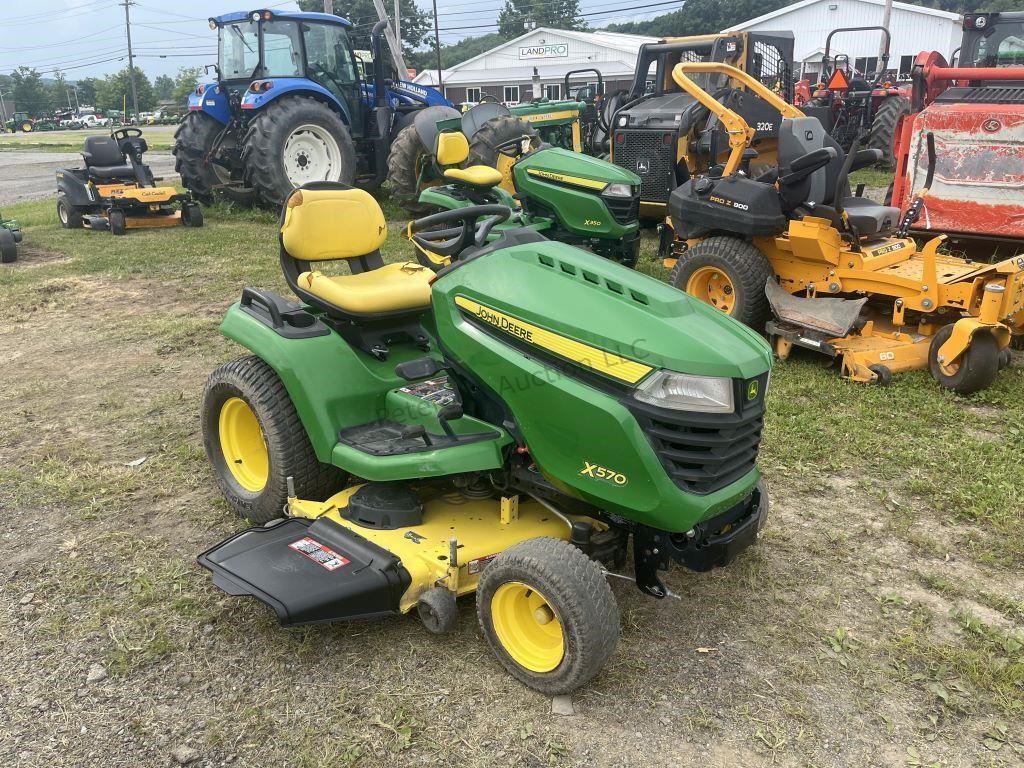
892;12;1024;260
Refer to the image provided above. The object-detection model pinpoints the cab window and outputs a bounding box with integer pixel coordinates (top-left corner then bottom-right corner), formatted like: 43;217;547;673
302;23;357;83
261;20;303;77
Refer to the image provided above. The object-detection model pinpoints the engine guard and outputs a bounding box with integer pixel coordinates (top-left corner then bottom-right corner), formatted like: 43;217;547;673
667;479;768;573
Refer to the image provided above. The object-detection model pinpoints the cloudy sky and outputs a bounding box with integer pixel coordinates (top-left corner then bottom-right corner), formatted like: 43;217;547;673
0;0;668;81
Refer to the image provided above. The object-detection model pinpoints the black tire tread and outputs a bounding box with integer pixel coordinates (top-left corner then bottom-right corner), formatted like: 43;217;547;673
476;537;618;695
928;324;1000;395
386;124;436;216
468;115;540;168
0;228;16;263
869;95;911;170
668;236;773;329
202;355;346;523
57;193;84;229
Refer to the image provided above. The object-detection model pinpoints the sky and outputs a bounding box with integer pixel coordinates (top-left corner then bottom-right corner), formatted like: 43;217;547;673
0;0;666;82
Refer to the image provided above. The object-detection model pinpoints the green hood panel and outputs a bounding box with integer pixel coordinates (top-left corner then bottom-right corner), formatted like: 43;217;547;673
515;147;641;189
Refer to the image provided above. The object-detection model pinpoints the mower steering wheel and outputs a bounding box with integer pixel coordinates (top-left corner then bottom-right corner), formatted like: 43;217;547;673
408;205;511;261
111;127;142;141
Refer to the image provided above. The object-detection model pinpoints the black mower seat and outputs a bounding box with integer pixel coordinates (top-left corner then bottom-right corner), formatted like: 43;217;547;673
837;196;901;239
82;136;135;179
280;187;433;316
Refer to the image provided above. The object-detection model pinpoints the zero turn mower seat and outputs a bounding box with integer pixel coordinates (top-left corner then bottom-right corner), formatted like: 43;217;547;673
280;186;433;317
435;132;503;190
82;136;136;180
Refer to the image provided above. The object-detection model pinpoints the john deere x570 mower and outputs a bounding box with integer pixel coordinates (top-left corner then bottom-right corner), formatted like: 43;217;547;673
198;182;772;693
56;128;202;235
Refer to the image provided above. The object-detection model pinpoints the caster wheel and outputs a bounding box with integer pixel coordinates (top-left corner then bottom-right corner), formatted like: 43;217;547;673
417;587;458;634
868;364;892;386
997;347;1011;370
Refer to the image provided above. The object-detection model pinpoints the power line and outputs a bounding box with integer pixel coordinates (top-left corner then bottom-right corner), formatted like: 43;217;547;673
3;0;112;23
0;24;123;53
435;0;681;32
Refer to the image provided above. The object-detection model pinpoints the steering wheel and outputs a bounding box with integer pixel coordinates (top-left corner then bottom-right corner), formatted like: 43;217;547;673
408;205;512;265
111;127;142;141
478;93;500;104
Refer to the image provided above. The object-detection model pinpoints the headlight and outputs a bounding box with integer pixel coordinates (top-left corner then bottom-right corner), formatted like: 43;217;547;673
603;183;634;198
617;114;629;128
634;370;734;413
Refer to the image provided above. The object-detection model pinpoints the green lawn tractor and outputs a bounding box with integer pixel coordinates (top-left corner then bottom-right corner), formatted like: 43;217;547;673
197;182;772;693
1;212;23;263
413;119;643;267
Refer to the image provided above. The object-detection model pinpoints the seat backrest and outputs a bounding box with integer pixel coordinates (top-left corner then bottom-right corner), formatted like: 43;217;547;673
281;187;387;262
435;132;469;167
777;116;828;204
82;136;125;167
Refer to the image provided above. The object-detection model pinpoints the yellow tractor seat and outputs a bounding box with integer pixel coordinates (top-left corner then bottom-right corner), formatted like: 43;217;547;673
443;166;504;189
280;185;432;318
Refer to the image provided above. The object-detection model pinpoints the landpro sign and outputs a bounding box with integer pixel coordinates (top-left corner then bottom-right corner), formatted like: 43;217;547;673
518;43;569;59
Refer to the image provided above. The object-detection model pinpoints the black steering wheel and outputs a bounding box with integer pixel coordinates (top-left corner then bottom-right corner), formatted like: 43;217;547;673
111;127;142;141
408;205;512;265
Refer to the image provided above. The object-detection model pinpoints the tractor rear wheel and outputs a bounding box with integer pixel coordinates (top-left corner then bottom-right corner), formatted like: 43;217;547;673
0;229;16;264
57;194;84;229
202;356;347;524
928;324;1000;395
387;124;437;216
468;115;541;170
668;236;773;330
242;96;355;209
174;111;254;206
477;537;618;694
869;95;911;170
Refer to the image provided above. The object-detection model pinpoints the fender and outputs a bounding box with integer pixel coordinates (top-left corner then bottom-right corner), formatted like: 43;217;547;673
240;79;351;125
389;80;451;108
187;83;232;126
413;105;462;154
56;169;99;208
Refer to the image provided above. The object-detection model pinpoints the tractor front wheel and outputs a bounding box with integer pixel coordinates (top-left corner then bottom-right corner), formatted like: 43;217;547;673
668;236;773;330
109;210;127;236
173;111;254;206
477;537;618;694
201;356;347;524
242;96;355;209
0;229;16;264
928;324;1000;395
869;95;911;170
386;124;438;216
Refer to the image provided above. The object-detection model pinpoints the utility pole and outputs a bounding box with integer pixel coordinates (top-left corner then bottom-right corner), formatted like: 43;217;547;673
369;0;409;77
323;0;333;14
121;0;140;122
878;0;893;78
432;0;442;92
394;0;401;53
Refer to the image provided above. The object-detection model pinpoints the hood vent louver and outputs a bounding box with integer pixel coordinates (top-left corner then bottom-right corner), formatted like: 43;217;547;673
536;254;650;307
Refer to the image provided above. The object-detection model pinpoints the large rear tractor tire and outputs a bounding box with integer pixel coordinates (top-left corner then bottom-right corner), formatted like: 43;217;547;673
468;115;541;169
668;236;773;330
869;95;911;170
242;96;355;209
202;356;348;524
476;537;619;695
386;124;438;216
927;324;1000;395
173;112;254;206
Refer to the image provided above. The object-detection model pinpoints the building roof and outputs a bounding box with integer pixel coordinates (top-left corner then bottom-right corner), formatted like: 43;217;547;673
723;0;960;31
416;60;638;86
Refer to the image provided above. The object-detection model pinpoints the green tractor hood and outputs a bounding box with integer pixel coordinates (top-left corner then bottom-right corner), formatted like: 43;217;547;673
515;147;640;192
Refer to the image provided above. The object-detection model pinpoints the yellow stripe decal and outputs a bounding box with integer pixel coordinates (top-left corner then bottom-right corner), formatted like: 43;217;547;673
521;110;580;123
525;168;607;191
455;296;653;384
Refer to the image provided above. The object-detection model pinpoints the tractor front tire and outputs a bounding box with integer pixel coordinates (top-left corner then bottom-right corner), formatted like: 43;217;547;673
668;236;773;330
387;124;438;216
109;210;127;236
57;194;84;229
468;115;541;168
202;356;347;524
173;112;254;207
0;229;16;264
869;95;911;170
242;96;355;209
477;537;619;695
182;202;204;228
928;324;1000;395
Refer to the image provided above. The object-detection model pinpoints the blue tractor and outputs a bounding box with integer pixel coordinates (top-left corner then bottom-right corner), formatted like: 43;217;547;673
173;9;451;207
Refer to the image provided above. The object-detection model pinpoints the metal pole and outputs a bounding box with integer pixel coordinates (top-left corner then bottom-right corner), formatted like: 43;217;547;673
323;0;333;13
878;0;892;78
121;0;140;121
0;92;7;124
394;0;401;57
432;0;442;92
369;0;409;77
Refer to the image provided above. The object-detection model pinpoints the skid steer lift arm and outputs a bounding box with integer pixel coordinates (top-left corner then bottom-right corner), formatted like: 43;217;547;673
671;62;804;176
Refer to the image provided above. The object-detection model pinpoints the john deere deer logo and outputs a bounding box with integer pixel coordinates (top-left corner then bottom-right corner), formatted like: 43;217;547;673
746;380;759;401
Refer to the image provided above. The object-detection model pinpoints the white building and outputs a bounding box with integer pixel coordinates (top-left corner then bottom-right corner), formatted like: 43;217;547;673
724;0;962;80
413;27;656;105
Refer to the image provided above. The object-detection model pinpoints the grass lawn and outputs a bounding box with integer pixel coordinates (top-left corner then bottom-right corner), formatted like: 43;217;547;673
1;197;1021;768
0;125;177;153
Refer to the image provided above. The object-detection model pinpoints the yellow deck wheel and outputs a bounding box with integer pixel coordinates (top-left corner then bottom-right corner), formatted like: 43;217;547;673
218;397;269;492
686;266;736;315
490;581;565;673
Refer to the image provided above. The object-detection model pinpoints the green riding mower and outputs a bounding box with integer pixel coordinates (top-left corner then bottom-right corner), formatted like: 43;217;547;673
1;211;23;263
198;182;772;693
412;120;643;267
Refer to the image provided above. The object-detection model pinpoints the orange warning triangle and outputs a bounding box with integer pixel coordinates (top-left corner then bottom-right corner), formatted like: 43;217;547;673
827;68;849;91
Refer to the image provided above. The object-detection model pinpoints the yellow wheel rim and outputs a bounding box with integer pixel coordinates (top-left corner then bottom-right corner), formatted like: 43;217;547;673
686;266;737;315
491;582;564;673
218;397;269;493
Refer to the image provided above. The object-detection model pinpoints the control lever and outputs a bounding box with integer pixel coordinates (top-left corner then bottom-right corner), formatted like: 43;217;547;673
436;404;463;439
400;424;433;446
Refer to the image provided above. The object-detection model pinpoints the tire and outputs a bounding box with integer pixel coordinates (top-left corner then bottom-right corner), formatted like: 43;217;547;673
928;324;1000;395
173;112;254;206
21;121;32;133
0;229;16;264
668;236;773;329
418;587;458;634
242;96;355;209
201;356;347;524
182;202;204;228
386;124;438;216
476;537;619;695
108;210;127;236
869;95;911;170
468;115;541;168
998;347;1012;370
868;364;892;386
57;194;84;229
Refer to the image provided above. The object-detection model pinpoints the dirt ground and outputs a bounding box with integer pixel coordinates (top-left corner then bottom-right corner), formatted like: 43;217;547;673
0;203;1021;768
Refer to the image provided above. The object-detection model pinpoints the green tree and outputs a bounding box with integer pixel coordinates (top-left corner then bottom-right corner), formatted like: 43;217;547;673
171;67;202;106
408;32;511;72
48;70;72;112
76;77;99;108
95;68;155;115
153;74;175;101
497;0;585;38
296;0;433;56
10;67;50;117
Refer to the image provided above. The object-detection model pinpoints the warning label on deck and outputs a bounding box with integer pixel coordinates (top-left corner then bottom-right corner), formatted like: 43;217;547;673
288;537;350;571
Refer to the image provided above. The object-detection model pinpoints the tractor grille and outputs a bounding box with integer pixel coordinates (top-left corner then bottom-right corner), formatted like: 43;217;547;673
936;85;1024;104
604;194;639;225
613;129;675;203
630;373;768;495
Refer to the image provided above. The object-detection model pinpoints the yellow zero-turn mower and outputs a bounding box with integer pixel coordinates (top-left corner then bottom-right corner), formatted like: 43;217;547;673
662;62;1023;394
56;128;202;235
